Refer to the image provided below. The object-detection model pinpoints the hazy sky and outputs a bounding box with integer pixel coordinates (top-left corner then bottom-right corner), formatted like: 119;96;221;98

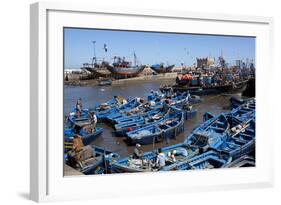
64;28;255;69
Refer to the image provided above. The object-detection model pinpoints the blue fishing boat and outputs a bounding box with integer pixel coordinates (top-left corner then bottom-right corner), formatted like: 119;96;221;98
113;107;169;137
230;96;255;109
109;104;163;124
105;103;150;124
67;108;91;127
95;98;140;122
214;118;255;160
231;100;255;122
111;143;199;173
184;112;235;154
162;150;232;171
126;110;184;145
64;127;103;152
65;145;120;175
107;92;193;125
105;92;187;124
147;90;166;102
91;99;117;112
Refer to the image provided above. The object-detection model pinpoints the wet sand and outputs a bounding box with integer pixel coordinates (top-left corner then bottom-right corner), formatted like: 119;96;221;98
64;79;240;158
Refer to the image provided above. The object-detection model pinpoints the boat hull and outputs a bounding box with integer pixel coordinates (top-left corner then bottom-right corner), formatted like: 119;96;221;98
127;112;185;145
108;65;145;78
150;64;175;74
160;80;248;96
64;127;103;152
82;66;111;78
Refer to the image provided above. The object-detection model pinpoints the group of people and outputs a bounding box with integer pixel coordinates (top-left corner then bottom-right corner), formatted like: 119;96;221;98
132;144;188;170
75;98;98;134
67;98;100;168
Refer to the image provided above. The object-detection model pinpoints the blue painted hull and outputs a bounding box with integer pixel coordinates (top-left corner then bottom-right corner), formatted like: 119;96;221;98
111;143;199;173
183;109;197;120
64;127;103;152
127;111;185;145
95;99;140;122
162;150;232;171
67;109;90;127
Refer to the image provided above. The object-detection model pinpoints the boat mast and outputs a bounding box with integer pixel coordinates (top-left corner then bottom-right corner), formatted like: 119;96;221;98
92;41;96;65
133;51;137;66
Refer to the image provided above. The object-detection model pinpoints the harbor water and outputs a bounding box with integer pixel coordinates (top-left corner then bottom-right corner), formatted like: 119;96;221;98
64;80;240;158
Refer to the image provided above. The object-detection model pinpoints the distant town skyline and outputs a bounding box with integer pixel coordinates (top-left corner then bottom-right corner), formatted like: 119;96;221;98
64;28;255;69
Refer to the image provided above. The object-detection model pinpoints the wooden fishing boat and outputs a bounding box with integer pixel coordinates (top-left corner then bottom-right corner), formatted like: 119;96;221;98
94;98;140;122
150;63;175;74
67;108;92;127
106;91;196;125
64;127;103;152
108;56;145;78
90;96;129;113
107;103;164;125
230;96;255;109
160;79;248;96
185;108;255;161
162;150;232;171
184;113;232;153
65;145;120;175
231;100;256;122
126;110;184;145
214;118;255;160
111;143;199;173
81;59;112;78
112;107;170;137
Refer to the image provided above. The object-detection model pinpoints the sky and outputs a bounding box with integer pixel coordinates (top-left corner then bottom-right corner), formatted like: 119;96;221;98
64;28;255;69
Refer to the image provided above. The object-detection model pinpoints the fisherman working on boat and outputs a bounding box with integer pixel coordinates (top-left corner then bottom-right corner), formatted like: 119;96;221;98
167;152;176;162
76;97;82;117
81;112;98;134
172;147;188;159
89;112;98;130
155;153;166;170
68;134;85;168
163;99;171;111
114;96;128;105
72;134;84;152
133;144;143;159
183;102;192;111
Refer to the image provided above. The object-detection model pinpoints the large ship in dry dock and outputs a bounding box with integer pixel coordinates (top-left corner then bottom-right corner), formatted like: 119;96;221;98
107;55;145;79
150;63;175;74
81;57;112;78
